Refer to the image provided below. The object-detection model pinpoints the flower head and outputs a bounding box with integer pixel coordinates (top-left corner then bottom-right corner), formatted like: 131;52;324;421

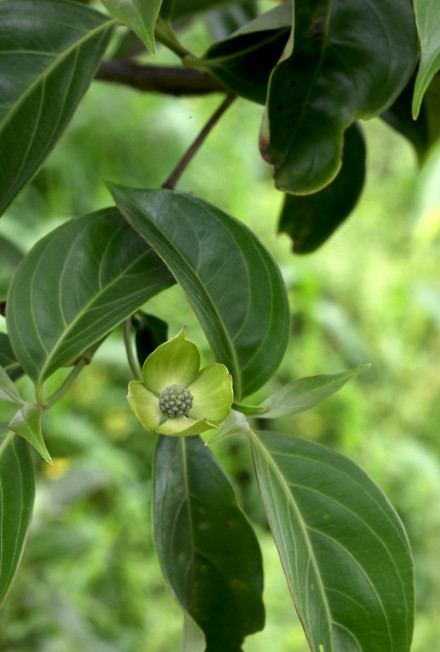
127;328;233;436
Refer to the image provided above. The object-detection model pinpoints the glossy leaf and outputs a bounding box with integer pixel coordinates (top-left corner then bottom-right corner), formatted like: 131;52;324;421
108;185;290;400
7;207;175;386
8;403;52;464
250;431;414;652
259;364;370;419
0;334;22;382
262;0;418;194
153;435;265;650
381;77;429;162
0;364;23;405
0;0;115;217
412;0;440;118
0;432;35;607
101;0;160;54
186;4;290;104
166;0;255;22
279;123;366;253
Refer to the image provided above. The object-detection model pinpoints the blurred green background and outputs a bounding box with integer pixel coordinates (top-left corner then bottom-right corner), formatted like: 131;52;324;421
1;11;440;652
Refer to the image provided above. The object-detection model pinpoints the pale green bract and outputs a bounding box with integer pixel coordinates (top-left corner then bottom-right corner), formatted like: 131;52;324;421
127;328;233;436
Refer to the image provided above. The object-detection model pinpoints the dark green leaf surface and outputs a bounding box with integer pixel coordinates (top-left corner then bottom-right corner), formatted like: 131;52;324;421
262;0;418;194
101;0;160;54
279;123;366;253
412;0;440;118
8;403;52;464
133;312;168;367
186;4;290;104
0;0;115;216
153;435;265;651
259;365;370;419
108;186;290;400
0;334;23;382
0;432;35;607
7;208;175;385
250;431;414;652
381;78;429;162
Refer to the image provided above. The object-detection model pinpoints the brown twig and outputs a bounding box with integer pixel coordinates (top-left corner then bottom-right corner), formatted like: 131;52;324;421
95;60;226;96
162;93;236;190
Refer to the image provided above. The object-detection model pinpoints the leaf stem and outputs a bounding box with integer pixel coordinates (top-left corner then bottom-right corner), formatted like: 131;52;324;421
124;319;142;380
162;93;236;190
44;358;88;409
155;18;191;59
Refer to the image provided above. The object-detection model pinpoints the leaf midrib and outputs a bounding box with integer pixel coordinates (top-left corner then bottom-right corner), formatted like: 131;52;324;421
36;224;155;384
249;429;334;652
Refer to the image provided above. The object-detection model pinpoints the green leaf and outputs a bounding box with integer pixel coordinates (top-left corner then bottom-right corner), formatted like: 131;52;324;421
249;431;414;652
7;207;175;386
412;0;440;118
262;0;418;194
133;312;169;367
186;4;291;104
101;0;161;54
0;0;115;216
206;3;258;42
0;364;23;405
0;235;23;269
0;334;23;382
108;185;290;401
259;364;370;419
278;122;366;253
381;76;429;162
153;435;265;651
8;403;52;464
0;432;35;607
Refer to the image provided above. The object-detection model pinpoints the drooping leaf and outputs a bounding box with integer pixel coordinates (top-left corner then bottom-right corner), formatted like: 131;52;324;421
7;207;175;386
0;334;23;382
0;0;115;216
278;122;366;253
153;435;265;651
186;3;291;103
250;431;414;652
381;76;430;162
101;0;161;54
0;432;35;607
8;403;52;464
0;364;23;405
259;364;370;419
262;0;418;194
132;312;168;367
108;185;290;401
412;0;440;118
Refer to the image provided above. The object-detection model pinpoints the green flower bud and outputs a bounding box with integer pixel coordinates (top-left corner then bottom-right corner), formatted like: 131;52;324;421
127;328;233;437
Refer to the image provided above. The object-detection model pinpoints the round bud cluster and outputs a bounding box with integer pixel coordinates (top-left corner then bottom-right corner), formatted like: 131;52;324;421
159;384;194;418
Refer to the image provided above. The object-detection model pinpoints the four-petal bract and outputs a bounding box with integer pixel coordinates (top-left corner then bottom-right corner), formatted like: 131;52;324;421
127;328;233;436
